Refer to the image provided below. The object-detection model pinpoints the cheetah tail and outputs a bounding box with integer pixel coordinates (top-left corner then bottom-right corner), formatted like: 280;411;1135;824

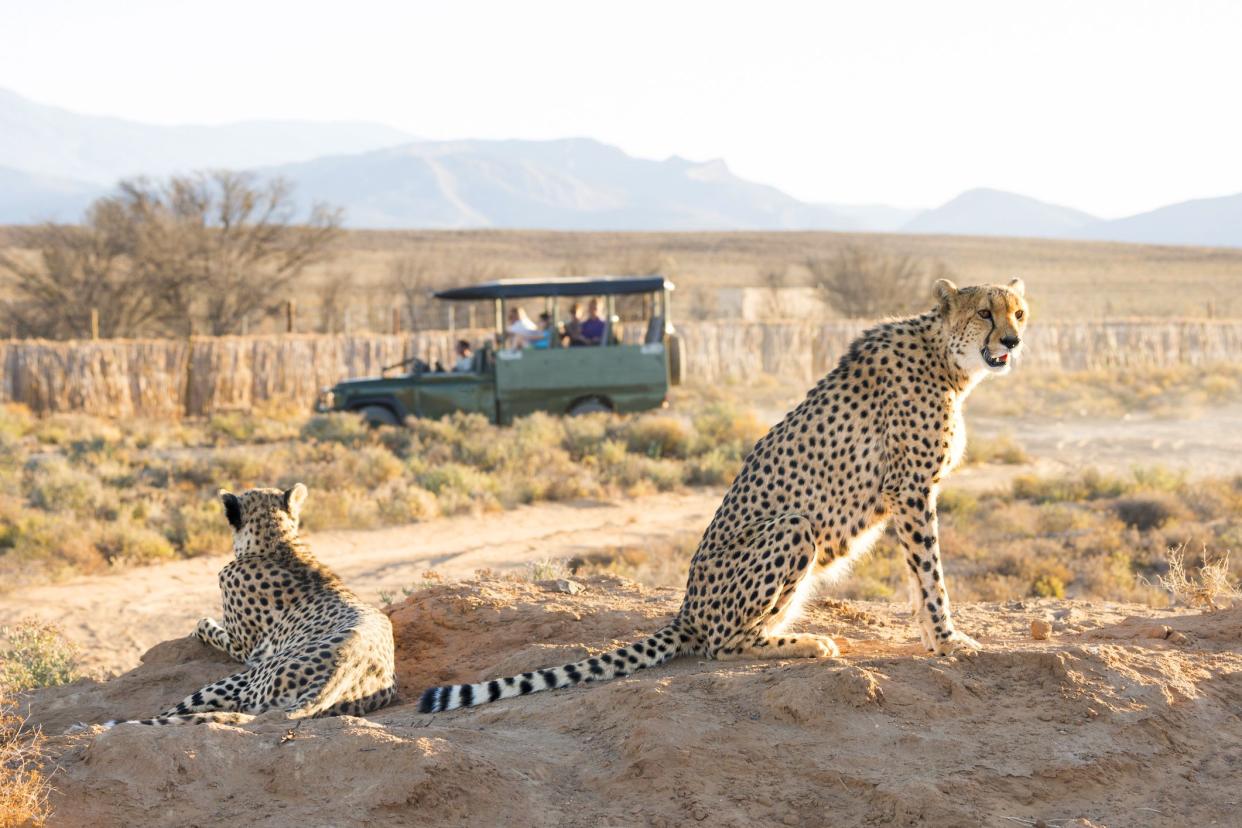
100;712;258;728
418;623;687;714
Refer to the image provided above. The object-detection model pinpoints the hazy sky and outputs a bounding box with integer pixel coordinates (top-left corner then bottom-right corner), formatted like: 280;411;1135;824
5;0;1240;218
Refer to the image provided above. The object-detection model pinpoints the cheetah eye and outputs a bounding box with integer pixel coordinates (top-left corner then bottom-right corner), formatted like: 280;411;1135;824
977;309;992;320
1015;309;1025;320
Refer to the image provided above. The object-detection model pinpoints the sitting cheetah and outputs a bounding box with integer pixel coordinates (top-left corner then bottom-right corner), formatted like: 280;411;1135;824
108;484;396;726
420;277;1029;713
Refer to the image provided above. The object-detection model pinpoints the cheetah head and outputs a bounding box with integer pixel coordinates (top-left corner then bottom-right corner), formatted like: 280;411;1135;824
934;277;1029;378
218;483;308;555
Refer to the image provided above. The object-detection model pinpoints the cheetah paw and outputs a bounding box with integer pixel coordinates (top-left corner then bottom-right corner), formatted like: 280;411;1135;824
933;631;981;657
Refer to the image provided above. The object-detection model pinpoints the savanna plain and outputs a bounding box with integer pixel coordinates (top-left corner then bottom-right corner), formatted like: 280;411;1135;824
3;229;1242;827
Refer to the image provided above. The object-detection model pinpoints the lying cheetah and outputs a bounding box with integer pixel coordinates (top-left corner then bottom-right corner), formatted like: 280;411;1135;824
420;278;1029;713
108;484;396;726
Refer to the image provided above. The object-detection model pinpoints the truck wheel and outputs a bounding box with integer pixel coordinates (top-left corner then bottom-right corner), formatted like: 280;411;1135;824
568;398;611;416
356;405;400;427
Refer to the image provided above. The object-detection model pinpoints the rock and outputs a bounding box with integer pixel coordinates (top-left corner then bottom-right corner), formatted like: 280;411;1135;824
540;578;585;595
1031;619;1053;640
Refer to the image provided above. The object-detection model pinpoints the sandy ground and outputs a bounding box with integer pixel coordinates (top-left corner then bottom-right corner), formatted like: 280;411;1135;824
24;576;1242;827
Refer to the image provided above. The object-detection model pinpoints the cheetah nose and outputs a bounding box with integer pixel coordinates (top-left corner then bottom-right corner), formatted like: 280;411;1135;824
1000;335;1020;350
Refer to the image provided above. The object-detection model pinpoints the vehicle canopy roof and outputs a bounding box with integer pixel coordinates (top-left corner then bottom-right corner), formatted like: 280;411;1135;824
433;275;674;301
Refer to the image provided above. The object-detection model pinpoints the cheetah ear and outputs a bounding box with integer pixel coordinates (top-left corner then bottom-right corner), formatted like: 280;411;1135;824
283;483;308;517
219;489;242;531
1007;277;1025;297
933;278;959;308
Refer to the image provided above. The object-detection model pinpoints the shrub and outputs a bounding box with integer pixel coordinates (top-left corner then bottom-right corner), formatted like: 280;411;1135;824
1113;494;1187;531
624;415;693;459
966;435;1029;465
299;412;373;448
26;457;108;518
1013;468;1133;503
0;621;81;692
1157;546;1239;611
376;483;441;524
165;499;232;558
692;402;766;458
95;520;177;566
561;414;610;460
684;449;740;486
1031;573;1067;598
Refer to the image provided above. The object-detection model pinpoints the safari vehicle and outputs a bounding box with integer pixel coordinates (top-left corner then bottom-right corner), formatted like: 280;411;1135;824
316;275;681;425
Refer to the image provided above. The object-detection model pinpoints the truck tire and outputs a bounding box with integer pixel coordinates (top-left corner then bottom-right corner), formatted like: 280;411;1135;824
356;404;400;427
666;333;683;386
568;397;612;416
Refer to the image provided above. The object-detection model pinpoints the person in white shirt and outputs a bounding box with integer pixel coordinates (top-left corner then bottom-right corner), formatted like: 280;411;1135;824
506;306;540;348
452;340;474;372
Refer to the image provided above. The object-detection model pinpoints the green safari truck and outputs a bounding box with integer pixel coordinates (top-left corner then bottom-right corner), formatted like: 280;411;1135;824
316;275;681;425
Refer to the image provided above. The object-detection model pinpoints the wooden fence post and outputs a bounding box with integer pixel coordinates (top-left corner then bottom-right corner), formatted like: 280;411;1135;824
90;308;99;340
285;300;296;333
392;307;401;335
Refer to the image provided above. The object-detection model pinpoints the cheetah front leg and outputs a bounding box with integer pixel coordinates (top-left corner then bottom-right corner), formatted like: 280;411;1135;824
888;488;979;656
195;617;249;662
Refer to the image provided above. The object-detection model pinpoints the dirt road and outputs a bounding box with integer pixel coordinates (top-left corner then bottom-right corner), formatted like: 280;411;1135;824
1;491;721;675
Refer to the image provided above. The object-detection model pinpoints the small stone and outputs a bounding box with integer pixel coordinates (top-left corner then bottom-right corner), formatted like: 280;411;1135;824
540;579;584;595
782;814;801;826
1031;619;1053;640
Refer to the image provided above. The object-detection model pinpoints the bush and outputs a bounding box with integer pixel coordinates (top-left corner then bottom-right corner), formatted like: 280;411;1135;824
95;520;176;566
624;415;694;459
165;499;232;558
0;621;80;692
1113;494;1187;531
966;435;1029;465
300;412;373;448
1013;468;1133;503
26;457;108;518
692;402;766;458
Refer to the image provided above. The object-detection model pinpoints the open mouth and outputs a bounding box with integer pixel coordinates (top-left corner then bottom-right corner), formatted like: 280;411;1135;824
981;348;1010;369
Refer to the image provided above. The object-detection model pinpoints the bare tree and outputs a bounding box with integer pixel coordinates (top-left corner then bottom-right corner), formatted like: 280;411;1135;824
0;171;342;339
388;254;442;330
808;246;950;318
0;200;164;339
124;172;342;335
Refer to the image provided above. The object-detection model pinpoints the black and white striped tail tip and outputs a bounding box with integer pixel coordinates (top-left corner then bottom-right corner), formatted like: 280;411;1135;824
418;685;454;714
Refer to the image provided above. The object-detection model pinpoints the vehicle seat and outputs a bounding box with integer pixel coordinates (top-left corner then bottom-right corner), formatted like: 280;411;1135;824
476;342;495;372
644;315;665;344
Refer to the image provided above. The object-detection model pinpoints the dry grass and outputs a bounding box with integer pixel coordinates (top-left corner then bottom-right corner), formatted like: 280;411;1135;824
6;228;1241;335
1157;546;1240;611
284;229;1242;324
0;695;49;828
0;622;75;827
553;469;1242;607
970;363;1242;419
0;401;767;589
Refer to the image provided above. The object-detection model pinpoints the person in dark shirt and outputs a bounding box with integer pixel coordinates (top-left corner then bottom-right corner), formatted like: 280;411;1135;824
580;299;605;345
564;302;586;346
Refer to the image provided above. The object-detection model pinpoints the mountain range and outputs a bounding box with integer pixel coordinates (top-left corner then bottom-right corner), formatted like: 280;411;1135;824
1;87;1239;246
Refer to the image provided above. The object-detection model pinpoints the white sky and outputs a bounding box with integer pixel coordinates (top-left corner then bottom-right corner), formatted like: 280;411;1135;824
4;0;1240;218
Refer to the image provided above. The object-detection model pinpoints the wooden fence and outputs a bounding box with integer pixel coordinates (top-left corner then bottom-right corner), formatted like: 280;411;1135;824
0;319;1238;418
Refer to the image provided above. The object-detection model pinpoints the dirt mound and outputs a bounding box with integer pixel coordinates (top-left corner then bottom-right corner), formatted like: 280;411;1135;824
25;577;1242;827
